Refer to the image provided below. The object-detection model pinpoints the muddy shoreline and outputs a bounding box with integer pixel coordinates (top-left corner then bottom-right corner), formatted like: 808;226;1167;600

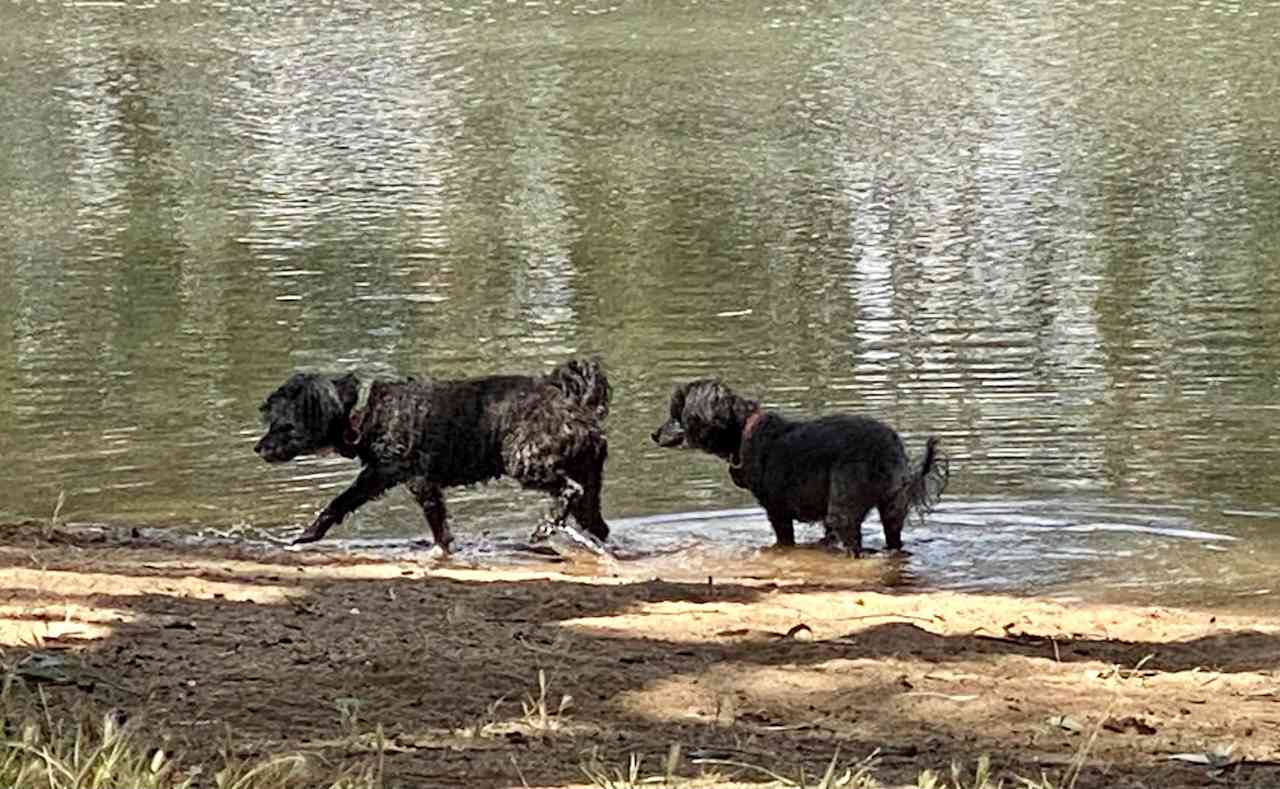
2;521;1278;788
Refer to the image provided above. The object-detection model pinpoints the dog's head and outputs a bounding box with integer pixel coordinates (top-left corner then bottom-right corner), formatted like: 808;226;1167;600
651;379;759;460
254;373;359;463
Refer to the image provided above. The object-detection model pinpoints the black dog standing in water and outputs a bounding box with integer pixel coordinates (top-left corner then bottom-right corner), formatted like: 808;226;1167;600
255;358;611;551
652;379;947;556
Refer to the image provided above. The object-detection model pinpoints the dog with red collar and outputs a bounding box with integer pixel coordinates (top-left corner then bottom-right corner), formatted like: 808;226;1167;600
254;358;612;551
652;378;946;556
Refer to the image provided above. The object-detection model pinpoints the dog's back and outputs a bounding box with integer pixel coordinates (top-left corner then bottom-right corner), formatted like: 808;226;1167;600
356;359;609;483
740;412;911;515
769;414;909;475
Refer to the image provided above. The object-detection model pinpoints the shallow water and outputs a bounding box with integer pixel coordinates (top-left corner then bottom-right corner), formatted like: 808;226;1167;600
273;498;1274;610
1;0;1279;604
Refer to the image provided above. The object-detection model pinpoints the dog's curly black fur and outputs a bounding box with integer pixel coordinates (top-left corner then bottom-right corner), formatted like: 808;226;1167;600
255;358;611;549
652;379;947;556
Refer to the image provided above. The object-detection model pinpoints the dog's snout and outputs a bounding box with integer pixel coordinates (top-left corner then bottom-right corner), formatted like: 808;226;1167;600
254;434;278;459
652;420;686;448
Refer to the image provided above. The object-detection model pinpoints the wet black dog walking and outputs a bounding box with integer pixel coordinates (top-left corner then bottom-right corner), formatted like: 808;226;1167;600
255;358;611;550
653;379;947;556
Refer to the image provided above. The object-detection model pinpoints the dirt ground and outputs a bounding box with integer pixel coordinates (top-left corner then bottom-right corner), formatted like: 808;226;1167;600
1;521;1278;789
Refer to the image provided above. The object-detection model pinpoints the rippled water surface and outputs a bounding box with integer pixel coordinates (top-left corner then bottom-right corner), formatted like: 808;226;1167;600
2;0;1278;604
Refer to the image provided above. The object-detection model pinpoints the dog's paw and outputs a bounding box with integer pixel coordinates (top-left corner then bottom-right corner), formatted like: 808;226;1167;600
528;522;613;559
290;527;325;545
517;543;563;558
813;535;842;552
528;520;558;543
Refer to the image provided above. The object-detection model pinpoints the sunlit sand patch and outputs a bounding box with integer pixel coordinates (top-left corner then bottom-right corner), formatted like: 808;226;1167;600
556;589;968;643
560;587;1280;647
0;615;120;646
608;661;902;727
559;599;820;642
0;567;302;604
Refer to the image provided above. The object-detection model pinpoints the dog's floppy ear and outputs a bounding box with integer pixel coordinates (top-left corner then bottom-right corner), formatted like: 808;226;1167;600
732;393;760;424
260;373;307;418
332;373;360;415
668;381;692;420
680;379;738;428
692;379;762;439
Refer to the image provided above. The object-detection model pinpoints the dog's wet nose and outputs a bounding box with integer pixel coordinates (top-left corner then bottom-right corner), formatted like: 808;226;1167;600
650;429;660;443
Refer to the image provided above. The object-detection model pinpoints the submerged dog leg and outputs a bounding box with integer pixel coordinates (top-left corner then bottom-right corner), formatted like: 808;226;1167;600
826;463;878;557
816;525;842;551
825;503;872;558
294;467;395;545
876;498;907;552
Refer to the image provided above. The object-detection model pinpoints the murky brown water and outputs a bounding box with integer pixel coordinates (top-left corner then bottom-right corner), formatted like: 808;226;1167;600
1;0;1278;604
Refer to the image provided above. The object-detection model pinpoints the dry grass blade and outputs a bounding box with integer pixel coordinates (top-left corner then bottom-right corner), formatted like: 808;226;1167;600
816;749;842;789
687;756;796;785
215;754;308;789
42;491;66;542
0;684;383;789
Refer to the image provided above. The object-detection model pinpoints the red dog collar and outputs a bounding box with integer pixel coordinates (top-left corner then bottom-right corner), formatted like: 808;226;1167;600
342;379;375;448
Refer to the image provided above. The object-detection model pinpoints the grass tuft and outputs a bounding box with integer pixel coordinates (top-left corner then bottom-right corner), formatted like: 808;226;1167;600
520;669;573;735
42;491;66;542
581;746;881;789
0;681;383;789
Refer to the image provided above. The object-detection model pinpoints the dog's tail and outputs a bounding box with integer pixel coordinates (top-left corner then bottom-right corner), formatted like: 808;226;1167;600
902;436;949;526
545;356;612;421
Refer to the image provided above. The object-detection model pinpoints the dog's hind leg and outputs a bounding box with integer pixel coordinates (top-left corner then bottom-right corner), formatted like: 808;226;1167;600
825;502;872;557
765;509;796;547
405;477;452;553
522;473;578;535
816;525;841;551
567;456;610;542
529;476;582;542
825;469;875;557
877;497;908;553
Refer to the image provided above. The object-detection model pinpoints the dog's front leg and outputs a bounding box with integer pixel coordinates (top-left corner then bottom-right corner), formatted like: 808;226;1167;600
294;466;395;544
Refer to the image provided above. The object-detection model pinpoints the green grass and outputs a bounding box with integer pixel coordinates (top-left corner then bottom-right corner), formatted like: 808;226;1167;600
578;749;1082;789
1;667;1088;789
0;680;383;789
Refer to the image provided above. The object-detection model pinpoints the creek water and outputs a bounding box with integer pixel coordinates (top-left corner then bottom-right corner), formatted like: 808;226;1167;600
1;0;1278;607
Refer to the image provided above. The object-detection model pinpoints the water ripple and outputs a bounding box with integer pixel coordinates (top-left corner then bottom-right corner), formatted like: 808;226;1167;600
0;0;1278;601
